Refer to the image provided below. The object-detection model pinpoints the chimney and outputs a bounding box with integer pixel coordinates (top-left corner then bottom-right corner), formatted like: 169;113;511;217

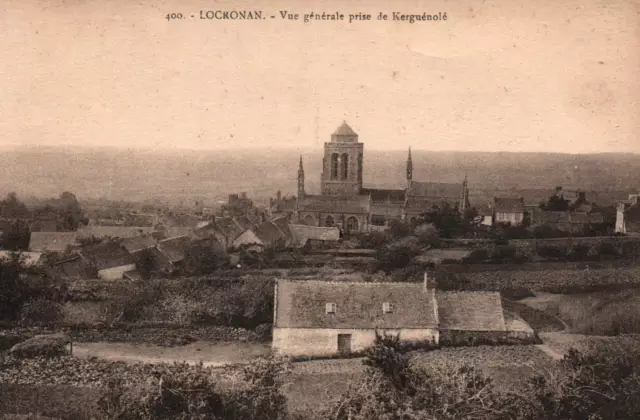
423;271;434;290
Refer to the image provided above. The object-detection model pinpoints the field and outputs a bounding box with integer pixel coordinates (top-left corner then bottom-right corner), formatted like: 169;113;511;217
520;289;640;335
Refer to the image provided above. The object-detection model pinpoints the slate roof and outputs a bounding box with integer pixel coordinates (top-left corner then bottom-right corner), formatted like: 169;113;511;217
332;122;358;137
361;188;406;203
275;280;438;329
121;235;157;254
76;226;154;239
158;235;192;263
289;225;341;247
493;197;525;213
272;217;292;241
214;217;246;240
80;241;135;271
436;291;506;332
253;221;287;246
298;195;370;214
29;232;79;252
407;181;463;199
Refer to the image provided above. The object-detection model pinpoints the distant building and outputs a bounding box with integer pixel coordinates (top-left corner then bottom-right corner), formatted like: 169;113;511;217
493;197;525;226
293;122;470;233
616;194;640;235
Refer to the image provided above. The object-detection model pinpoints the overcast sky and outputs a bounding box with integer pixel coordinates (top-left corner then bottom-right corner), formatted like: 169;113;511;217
1;0;638;153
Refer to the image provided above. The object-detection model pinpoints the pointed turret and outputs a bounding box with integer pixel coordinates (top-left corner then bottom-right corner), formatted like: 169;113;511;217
297;155;306;199
406;147;413;182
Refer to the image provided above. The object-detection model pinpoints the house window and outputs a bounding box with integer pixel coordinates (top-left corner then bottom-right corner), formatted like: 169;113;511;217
382;302;393;314
325;302;337;314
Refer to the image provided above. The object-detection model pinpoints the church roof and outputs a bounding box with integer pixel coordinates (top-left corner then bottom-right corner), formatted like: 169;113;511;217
333;121;358;136
361;188;406;203
298;195;370;214
407;181;463;199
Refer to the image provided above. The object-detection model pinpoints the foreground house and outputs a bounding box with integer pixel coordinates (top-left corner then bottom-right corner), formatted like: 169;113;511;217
273;276;535;357
273;279;439;356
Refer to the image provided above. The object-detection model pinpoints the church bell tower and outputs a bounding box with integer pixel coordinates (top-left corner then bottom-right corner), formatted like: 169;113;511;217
320;121;364;196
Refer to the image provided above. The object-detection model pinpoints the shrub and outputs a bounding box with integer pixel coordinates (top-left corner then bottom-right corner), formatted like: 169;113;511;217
19;298;62;328
375;236;422;273
355;231;392;249
94;357;290;420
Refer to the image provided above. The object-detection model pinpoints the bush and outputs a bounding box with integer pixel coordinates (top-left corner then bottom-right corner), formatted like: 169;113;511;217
18;299;62;328
94;357;290;420
375;237;422;273
355;231;392;249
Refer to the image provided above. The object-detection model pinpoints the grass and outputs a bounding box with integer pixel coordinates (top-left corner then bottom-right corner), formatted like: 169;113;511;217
0;384;100;420
520;289;640;335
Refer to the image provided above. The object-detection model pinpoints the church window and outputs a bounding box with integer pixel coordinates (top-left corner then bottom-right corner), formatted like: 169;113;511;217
331;153;339;180
341;153;349;180
325;215;335;227
357;153;363;182
346;216;359;233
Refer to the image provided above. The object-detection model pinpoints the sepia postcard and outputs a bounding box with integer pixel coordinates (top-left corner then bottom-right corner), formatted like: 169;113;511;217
0;0;639;419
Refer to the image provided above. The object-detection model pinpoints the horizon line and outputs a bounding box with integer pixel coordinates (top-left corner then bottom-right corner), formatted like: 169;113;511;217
2;143;639;157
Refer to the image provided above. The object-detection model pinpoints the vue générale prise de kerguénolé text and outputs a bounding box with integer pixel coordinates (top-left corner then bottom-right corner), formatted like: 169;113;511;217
167;10;448;24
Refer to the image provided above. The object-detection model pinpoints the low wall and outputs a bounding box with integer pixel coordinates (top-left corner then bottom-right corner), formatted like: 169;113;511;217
439;330;539;347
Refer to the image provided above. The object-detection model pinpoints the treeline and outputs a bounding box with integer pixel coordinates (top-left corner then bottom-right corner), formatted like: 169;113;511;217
0;191;87;250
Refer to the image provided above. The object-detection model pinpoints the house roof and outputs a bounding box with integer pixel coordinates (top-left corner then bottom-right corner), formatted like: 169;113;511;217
80;241;135;271
123;270;143;281
253;221;287;246
121;235;157;254
289;225;341;247
214;217;246;240
29;232;79;252
493;197;525;213
272;217;292;241
77;226;154;239
234;215;255;231
332;121;358;137
407;181;463;199
275;280;438;329
271;196;297;213
361;188;406;203
298;195;370;214
158;235;192;263
436;291;506;331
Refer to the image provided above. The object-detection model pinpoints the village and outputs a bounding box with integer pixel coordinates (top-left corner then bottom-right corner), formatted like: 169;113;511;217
1;123;640;418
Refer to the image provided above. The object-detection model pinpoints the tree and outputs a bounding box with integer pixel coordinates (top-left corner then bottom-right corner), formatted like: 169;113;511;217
421;202;465;238
57;191;86;231
0;192;29;219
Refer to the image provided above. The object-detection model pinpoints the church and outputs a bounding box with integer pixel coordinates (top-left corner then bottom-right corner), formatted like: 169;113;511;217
286;121;470;233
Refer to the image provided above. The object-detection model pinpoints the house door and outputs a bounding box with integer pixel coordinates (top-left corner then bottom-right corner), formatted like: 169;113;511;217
337;334;352;354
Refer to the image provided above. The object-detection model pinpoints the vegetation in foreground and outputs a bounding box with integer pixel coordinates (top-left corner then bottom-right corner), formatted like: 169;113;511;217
1;333;639;419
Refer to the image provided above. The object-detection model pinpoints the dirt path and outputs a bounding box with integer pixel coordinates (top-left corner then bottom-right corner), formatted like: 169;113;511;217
72;341;271;366
534;344;564;361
